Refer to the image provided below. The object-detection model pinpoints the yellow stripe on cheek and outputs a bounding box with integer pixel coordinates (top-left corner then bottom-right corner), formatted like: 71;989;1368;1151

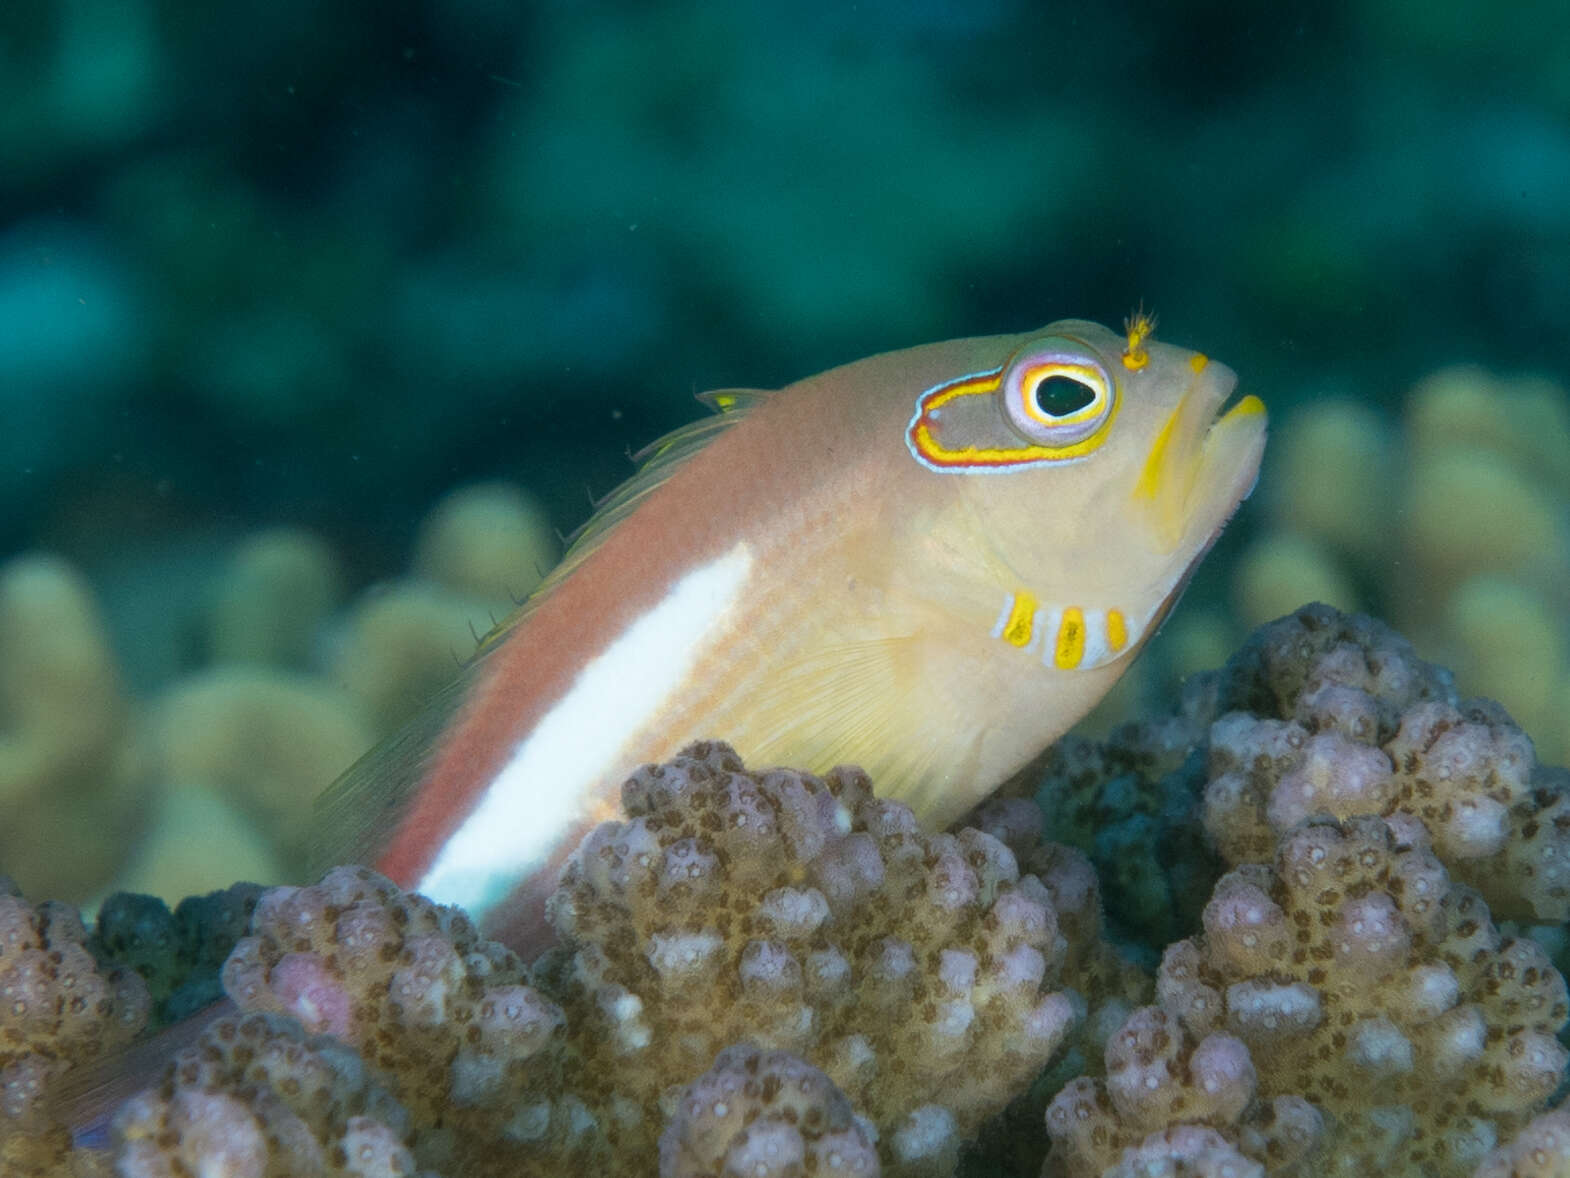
1134;402;1180;501
1055;607;1086;668
1107;609;1128;652
1002;591;1039;647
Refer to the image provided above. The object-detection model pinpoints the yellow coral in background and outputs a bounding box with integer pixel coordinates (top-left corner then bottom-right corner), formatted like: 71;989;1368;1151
206;527;342;668
0;556;149;901
339;481;560;736
1236;366;1570;765
0;482;560;908
412;480;559;603
1269;396;1396;568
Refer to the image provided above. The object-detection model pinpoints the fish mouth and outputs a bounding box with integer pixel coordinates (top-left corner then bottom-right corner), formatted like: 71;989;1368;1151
1134;360;1268;555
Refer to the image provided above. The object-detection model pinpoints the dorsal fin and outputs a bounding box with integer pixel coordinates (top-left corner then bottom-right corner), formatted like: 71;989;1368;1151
306;670;475;876
307;387;773;874
488;386;773;635
693;387;772;417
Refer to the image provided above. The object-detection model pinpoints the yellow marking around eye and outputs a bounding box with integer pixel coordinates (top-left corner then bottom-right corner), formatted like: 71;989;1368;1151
909;368;1120;469
1055;607;1086;668
1188;353;1209;373
1002;591;1038;647
1106;608;1128;652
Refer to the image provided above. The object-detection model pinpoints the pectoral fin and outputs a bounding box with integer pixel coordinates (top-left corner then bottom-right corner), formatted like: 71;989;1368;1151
719;628;973;825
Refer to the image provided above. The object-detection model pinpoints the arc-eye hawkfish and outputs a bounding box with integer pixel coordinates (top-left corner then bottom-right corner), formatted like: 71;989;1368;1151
65;314;1265;1140
324;312;1265;945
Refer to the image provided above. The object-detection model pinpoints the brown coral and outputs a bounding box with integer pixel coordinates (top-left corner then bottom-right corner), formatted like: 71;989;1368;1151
61;726;1097;1178
110;736;1094;1178
540;741;1080;1174
1201;604;1570;923
1156;815;1568;1175
217;866;587;1176
1473;1098;1570;1178
111;1011;427;1178
659;1044;879;1178
0;878;151;1176
1041;1005;1321;1178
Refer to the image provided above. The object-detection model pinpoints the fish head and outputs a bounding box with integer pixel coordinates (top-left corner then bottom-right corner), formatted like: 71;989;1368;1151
905;314;1266;673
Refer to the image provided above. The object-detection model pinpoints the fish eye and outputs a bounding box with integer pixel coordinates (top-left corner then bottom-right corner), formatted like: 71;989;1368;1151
1032;374;1097;419
1001;344;1115;449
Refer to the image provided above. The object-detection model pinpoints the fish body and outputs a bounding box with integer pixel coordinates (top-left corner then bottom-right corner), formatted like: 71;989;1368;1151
337;317;1267;948
61;317;1264;1140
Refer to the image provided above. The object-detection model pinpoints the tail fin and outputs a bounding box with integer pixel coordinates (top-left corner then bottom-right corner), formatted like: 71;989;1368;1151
50;999;233;1148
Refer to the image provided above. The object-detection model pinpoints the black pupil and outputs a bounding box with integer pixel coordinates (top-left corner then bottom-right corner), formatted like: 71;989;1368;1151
1033;375;1096;418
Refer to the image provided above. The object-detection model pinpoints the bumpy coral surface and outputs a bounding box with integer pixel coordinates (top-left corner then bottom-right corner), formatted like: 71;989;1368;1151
216;865;587;1176
20;605;1566;1177
659;1044;879;1178
0;878;151;1176
112;1011;426;1178
1157;815;1568;1176
57;741;1117;1177
972;804;1153;1042
945;806;1151;1178
97;742;1092;1177
111;1017;427;1178
1202;604;1570;923
1473;1098;1570;1178
541;742;1080;1174
1041;1005;1322;1178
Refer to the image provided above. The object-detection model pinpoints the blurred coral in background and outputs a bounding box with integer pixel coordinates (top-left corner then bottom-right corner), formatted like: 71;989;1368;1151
1238;366;1570;765
3;0;1569;1172
0;483;555;907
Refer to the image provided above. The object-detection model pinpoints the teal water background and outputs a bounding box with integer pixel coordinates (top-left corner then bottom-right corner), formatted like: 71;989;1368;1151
4;8;1570;1164
6;4;1568;545
2;0;1568;700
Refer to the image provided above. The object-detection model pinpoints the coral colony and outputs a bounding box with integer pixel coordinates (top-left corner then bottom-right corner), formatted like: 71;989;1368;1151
2;605;1568;1176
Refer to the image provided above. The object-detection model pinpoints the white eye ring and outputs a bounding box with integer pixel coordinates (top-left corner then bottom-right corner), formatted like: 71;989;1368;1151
1001;349;1114;448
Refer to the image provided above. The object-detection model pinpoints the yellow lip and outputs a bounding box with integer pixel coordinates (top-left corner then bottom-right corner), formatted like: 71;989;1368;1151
1135;366;1267;552
1205;393;1268;494
1224;394;1267;422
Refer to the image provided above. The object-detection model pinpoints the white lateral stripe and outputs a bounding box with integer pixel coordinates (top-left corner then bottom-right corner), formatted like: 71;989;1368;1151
416;543;755;918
